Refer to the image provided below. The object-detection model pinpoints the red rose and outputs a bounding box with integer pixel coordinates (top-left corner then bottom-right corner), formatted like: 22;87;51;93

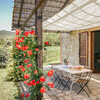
40;76;46;83
21;68;25;72
30;30;35;35
45;42;49;45
24;74;30;79
27;82;32;86
21;94;24;98
19;65;24;69
24;81;27;84
35;48;38;52
22;37;24;40
24;31;30;37
24;59;29;63
27;50;32;56
16;40;19;44
32;82;36;86
47;70;53;77
37;81;40;84
26;93;29;98
15;43;21;49
18;37;24;42
24;54;26;57
35;48;39;51
31;79;35;83
14;37;19;40
16;29;20;35
34;70;37;74
47;82;54;88
27;64;33;68
29;79;36;86
40;87;46;94
22;46;29;51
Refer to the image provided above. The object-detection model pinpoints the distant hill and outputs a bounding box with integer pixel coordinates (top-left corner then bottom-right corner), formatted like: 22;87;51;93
0;30;15;37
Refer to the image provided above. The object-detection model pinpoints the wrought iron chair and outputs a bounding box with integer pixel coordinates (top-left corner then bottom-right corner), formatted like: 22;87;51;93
60;71;70;91
53;68;63;88
53;68;70;91
51;67;59;84
76;72;92;97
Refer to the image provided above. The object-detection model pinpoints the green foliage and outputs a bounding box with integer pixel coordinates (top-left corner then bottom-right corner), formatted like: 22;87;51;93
7;41;25;81
43;33;60;46
43;46;60;65
43;33;60;65
0;69;20;100
7;32;39;82
0;47;8;68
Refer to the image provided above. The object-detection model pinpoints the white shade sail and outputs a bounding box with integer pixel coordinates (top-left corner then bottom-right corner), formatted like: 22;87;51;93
43;0;100;31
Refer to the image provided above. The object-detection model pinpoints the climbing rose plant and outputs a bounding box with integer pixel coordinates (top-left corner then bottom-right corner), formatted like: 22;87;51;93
14;29;54;99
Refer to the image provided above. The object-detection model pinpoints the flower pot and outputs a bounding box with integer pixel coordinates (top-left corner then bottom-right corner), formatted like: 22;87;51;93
64;62;69;65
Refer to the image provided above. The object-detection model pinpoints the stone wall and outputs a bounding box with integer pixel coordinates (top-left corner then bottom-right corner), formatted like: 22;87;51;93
60;33;79;65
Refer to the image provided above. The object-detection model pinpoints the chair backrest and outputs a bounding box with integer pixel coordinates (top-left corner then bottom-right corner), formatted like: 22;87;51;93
77;72;92;81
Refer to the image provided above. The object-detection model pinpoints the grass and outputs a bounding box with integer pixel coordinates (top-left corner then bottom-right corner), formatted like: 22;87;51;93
43;46;60;66
0;68;20;100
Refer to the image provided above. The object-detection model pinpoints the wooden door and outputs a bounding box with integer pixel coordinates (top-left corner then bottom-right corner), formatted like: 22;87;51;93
91;31;100;72
79;32;88;66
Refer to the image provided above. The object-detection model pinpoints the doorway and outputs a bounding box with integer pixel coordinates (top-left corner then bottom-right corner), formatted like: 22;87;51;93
91;30;100;72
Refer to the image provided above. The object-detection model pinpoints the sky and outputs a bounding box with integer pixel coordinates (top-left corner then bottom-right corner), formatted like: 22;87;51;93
0;0;14;31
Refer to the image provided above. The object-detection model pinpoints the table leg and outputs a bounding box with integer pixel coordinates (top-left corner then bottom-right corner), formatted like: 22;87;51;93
65;81;74;96
70;81;74;94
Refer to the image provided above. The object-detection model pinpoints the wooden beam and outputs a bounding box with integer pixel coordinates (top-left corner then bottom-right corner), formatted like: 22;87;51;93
35;0;43;69
13;7;58;14
60;0;69;11
14;0;66;4
14;2;61;9
13;11;55;17
18;0;24;27
46;0;65;3
21;0;46;29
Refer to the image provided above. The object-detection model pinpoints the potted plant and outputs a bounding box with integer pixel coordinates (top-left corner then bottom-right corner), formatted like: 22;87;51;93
64;56;69;65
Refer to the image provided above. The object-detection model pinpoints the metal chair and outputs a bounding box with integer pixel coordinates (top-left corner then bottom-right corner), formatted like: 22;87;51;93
76;72;92;97
60;71;70;91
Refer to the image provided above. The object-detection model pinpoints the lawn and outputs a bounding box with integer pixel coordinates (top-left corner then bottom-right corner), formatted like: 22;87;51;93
43;46;60;66
0;68;20;100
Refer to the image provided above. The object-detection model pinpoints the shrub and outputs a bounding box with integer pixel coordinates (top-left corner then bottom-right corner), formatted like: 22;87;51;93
43;33;60;46
0;47;8;68
7;40;25;81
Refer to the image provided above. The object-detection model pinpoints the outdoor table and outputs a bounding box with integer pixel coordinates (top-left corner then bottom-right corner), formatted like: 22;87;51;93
52;64;92;95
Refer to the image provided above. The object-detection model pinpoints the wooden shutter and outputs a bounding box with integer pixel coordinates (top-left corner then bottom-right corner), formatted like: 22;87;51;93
79;32;88;66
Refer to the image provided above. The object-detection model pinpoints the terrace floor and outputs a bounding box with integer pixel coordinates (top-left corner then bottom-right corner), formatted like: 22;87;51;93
43;66;100;100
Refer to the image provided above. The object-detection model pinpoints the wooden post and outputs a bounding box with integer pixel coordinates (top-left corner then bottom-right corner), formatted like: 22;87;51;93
35;0;43;100
35;0;43;68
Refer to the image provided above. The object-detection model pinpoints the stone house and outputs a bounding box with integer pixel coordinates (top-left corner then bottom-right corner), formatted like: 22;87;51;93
60;30;100;73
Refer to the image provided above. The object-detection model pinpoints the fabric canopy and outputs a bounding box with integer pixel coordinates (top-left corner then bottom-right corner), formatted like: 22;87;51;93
43;0;100;31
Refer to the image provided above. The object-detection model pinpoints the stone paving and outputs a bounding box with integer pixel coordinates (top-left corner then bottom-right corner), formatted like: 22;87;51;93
43;74;100;100
19;65;100;100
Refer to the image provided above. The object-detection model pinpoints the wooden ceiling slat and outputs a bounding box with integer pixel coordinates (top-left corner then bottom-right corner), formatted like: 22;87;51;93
13;7;60;13
14;1;62;9
14;0;66;4
21;0;47;29
18;0;24;27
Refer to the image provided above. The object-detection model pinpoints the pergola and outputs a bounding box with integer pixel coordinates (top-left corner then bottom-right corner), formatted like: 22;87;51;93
12;0;100;67
12;0;74;31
